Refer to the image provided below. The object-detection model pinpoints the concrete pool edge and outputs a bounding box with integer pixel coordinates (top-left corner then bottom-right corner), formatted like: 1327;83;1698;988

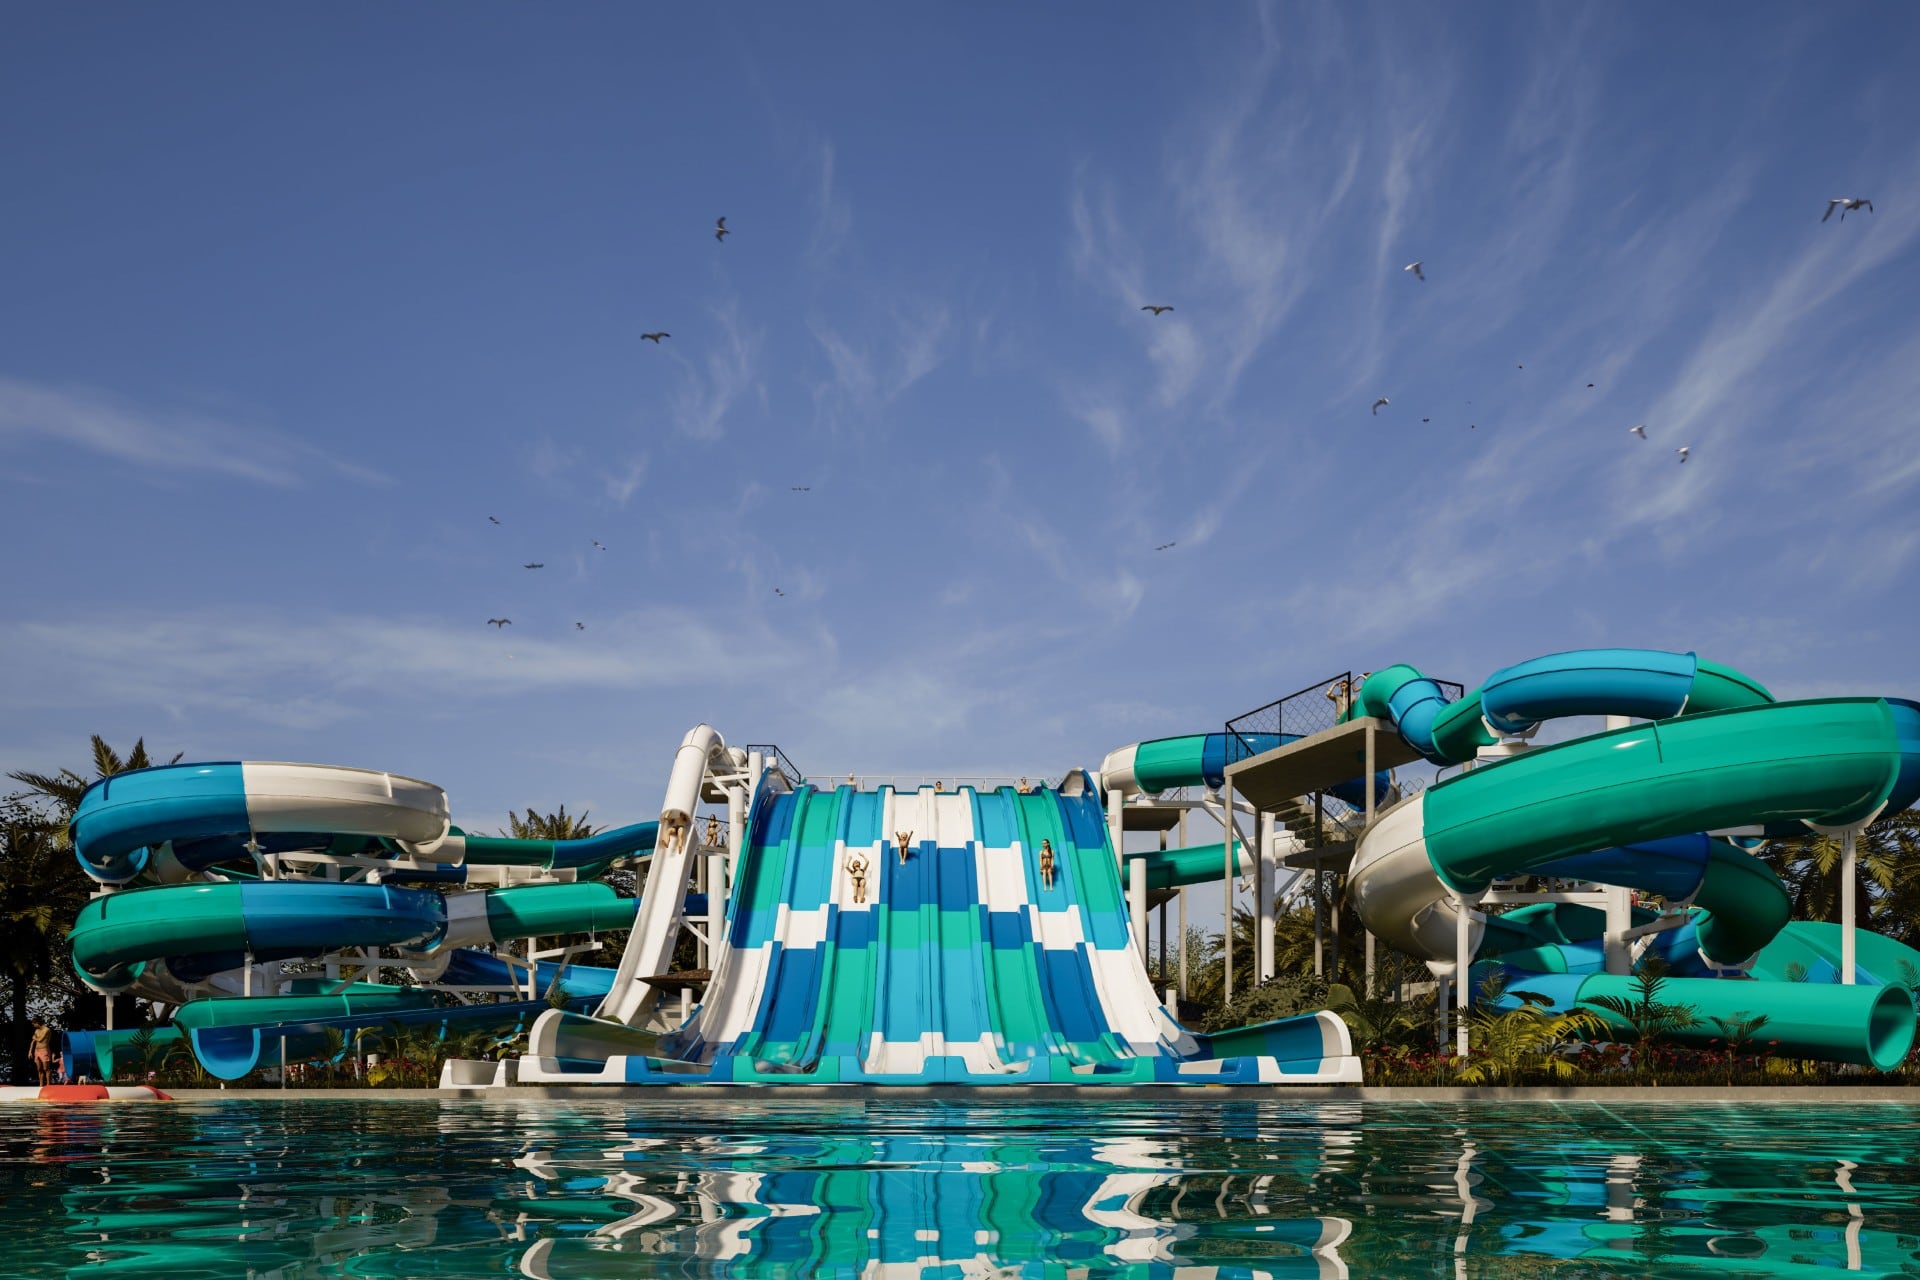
127;1084;1920;1103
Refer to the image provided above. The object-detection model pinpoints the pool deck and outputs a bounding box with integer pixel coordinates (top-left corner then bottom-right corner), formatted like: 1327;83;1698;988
136;1085;1920;1102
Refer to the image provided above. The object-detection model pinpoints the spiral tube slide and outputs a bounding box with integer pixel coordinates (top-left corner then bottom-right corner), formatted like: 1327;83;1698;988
1349;649;1920;1068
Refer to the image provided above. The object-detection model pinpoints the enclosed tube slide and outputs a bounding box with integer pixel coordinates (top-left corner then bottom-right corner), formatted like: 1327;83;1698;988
1348;650;1920;1068
1098;732;1389;810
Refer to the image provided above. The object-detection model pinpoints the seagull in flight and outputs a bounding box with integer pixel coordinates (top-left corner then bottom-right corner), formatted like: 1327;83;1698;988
1630;425;1648;440
1404;261;1424;282
791;486;811;492
1155;542;1177;551
641;332;670;343
1371;397;1389;415
523;563;544;570
773;587;785;597
1141;305;1174;315
488;516;501;525
1587;383;1596;388
1675;446;1690;463
1824;198;1873;222
715;216;730;242
575;622;585;630
593;540;606;550
488;618;511;628
1422;417;1431;423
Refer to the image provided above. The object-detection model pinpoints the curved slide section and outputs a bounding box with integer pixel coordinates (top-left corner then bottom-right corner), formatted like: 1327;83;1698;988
72;762;453;884
1350;649;1920;1068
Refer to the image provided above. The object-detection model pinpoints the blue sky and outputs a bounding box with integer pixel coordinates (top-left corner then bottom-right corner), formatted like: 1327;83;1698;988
4;3;1919;835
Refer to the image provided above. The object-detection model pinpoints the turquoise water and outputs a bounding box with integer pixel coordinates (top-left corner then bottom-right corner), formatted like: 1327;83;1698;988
4;1100;1920;1277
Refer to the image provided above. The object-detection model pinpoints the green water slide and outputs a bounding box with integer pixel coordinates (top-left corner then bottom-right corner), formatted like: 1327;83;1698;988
1350;655;1920;1069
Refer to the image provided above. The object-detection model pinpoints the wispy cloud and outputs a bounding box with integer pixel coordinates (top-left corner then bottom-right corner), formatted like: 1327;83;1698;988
806;136;854;268
0;375;388;487
603;454;649;504
0;607;825;728
669;303;763;441
809;302;951;431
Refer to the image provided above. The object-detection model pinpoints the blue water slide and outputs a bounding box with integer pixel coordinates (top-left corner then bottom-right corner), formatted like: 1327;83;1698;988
1480;648;1702;734
70;762;250;883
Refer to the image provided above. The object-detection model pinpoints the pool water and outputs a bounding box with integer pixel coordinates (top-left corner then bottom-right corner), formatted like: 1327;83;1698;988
3;1099;1919;1278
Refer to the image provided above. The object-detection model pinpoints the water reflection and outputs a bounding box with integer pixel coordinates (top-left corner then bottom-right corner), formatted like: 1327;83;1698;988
2;1100;1920;1277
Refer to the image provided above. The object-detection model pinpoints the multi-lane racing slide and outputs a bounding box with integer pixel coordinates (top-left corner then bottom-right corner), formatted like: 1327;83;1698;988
523;772;1360;1085
1348;649;1920;1068
65;761;657;1079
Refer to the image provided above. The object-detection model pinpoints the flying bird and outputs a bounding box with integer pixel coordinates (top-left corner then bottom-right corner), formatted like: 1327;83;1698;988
791;486;811;492
1630;425;1648;440
1675;446;1690;463
1404;261;1424;282
488;516;500;525
1422;418;1431;423
488;618;511;628
1587;383;1596;388
593;540;606;550
1141;305;1174;315
1371;397;1389;415
1516;364;1524;369
575;622;585;630
715;216;730;242
773;587;785;597
1155;542;1177;551
523;563;544;570
641;332;670;343
1824;198;1873;222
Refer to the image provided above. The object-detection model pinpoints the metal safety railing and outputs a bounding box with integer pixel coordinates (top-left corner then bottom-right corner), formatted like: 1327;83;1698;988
744;744;806;786
1223;670;1464;767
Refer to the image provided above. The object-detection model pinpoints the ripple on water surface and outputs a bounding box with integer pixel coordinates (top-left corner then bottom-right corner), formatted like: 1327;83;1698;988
3;1099;1920;1277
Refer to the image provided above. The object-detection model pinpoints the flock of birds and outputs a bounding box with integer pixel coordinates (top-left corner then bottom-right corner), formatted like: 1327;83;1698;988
1344;197;1876;462
486;196;1874;631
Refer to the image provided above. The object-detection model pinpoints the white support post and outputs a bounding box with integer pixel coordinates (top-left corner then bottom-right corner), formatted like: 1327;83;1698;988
1365;930;1376;994
1455;894;1472;1058
708;849;725;975
1178;811;1190;999
1222;779;1236;1006
1108;789;1124;870
1842;826;1858;985
1603;886;1632;976
1157;829;1169;985
1128;853;1148;963
1313;858;1324;978
1256;812;1275;982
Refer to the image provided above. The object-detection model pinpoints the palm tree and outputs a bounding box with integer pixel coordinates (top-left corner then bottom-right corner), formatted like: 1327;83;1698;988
8;735;184;841
501;804;599;840
1453;971;1605;1085
1;800;92;1082
4;737;180;1049
1757;807;1920;945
